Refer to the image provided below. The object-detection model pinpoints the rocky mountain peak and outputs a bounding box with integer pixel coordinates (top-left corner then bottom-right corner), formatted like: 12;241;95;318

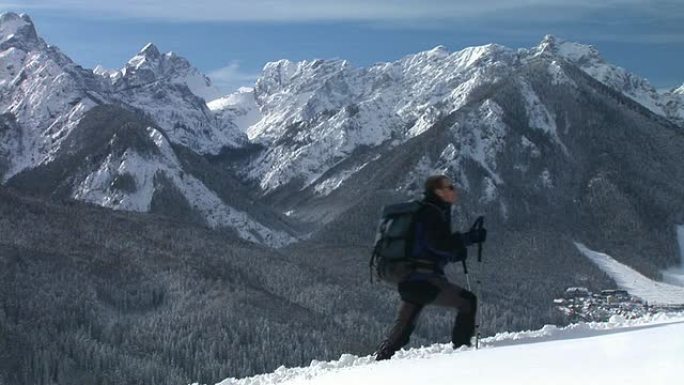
532;35;673;118
123;43;197;78
536;34;561;53
534;34;603;64
125;42;163;71
139;42;161;58
116;42;221;101
675;84;684;95
0;12;40;49
258;58;327;92
426;44;449;59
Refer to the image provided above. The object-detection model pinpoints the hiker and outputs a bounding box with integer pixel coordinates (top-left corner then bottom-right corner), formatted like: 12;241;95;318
374;175;487;360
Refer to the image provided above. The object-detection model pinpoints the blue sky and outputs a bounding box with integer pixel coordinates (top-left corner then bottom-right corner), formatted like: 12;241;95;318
3;0;683;94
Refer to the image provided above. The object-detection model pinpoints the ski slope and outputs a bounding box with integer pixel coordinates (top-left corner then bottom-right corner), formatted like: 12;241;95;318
213;313;684;385
575;242;684;305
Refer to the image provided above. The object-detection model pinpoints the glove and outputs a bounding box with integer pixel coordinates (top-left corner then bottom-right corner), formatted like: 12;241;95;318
465;228;487;245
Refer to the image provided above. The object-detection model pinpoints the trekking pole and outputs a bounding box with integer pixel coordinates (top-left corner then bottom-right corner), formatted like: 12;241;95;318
469;216;485;349
462;260;471;291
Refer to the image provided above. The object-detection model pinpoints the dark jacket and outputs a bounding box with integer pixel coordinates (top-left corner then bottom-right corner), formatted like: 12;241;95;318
406;192;468;279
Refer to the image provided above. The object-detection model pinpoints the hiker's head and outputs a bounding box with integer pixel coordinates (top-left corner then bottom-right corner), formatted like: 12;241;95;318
424;175;458;204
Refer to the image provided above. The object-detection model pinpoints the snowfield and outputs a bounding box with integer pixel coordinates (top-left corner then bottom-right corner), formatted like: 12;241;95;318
212;313;684;385
575;242;684;305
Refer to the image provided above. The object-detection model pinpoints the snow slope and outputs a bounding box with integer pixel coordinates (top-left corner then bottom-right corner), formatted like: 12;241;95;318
575;242;684;304
71;125;296;247
214;313;684;385
208;87;263;134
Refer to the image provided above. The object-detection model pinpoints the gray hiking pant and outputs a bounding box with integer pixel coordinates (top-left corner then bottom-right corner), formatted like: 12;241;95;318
379;275;477;354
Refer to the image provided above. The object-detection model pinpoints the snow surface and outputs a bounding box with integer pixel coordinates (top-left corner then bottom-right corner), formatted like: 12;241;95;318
547;60;574;86
208;88;263;134
575;242;684;304
212;313;684;385
457;100;506;185
518;79;564;150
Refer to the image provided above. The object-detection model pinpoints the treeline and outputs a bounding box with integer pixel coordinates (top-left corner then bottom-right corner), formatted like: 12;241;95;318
0;189;373;385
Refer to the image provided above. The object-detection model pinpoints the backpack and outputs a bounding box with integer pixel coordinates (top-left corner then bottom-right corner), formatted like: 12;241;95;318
368;200;425;284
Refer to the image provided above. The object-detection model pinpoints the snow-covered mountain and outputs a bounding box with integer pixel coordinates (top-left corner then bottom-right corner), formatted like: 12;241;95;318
0;12;103;181
0;12;245;175
659;83;684;124
66;110;290;246
0;12;293;247
99;42;246;154
534;35;683;121
215;313;684;385
211;35;683;205
215;44;520;193
543;36;684;126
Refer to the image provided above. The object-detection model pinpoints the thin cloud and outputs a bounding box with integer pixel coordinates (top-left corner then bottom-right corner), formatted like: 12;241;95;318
14;0;680;23
207;61;259;94
591;33;684;45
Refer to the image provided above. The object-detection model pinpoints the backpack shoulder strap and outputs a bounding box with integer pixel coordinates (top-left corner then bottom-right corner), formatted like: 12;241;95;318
420;201;447;222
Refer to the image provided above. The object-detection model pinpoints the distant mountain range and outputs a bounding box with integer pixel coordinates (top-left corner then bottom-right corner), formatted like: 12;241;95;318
1;12;683;250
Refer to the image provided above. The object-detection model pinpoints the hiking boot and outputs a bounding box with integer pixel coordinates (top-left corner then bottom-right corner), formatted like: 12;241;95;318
451;339;472;350
374;342;397;361
451;311;475;349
